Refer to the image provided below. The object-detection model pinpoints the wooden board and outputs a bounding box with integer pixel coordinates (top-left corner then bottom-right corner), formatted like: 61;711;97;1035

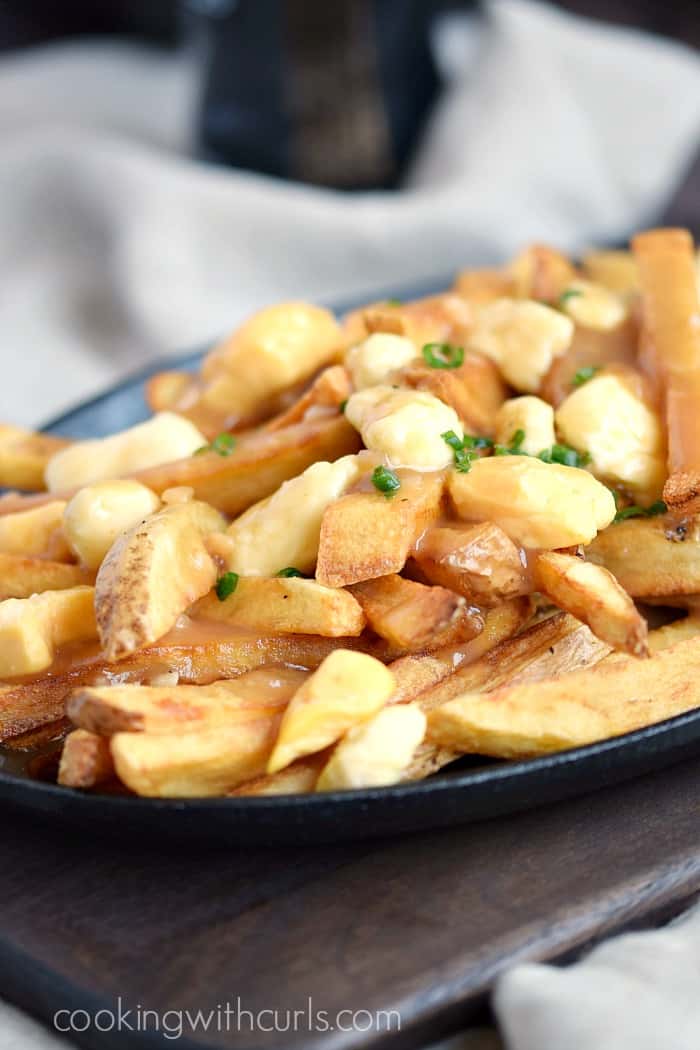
1;757;699;1050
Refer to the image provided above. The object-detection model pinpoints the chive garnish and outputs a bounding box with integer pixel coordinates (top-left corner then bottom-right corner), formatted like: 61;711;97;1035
573;366;600;387
422;342;464;370
276;567;304;578
371;465;401;496
194;433;236;457
614;500;667;523
216;572;239;601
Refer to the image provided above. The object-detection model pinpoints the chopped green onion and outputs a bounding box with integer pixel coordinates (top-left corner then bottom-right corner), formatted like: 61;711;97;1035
454;448;477;473
510;429;525;452
494;429;528;457
539;444;590;468
614;500;667;523
461;435;494;450
276;567;304;578
421;342;465;370
372;465;401;496
441;430;490;472
194;433;236;457
573;366;600;387
339;399;348;414
441;430;464;452
216;572;239;601
560;288;583;306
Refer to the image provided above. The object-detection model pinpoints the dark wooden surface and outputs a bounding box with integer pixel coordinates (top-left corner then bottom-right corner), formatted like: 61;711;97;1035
2;758;699;1050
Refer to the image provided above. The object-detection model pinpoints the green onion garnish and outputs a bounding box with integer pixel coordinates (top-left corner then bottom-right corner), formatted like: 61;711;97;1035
614;500;667;523
573;366;600;387
422;342;464;370
339;399;348;414
441;430;464;452
216;572;239;601
494;429;527;457
371;465;401;496
276;567;304;578
538;444;591;468
194;433;236;457
560;288;583;306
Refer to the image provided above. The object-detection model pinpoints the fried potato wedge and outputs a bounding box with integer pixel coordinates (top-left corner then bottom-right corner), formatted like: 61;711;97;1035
412;523;528;606
582;250;639;295
398;352;507;435
262;365;351;431
267;650;395;773
230;755;325;796
0;586;97;677
67;679;291;735
316;470;444;587
343;294;472;351
95;501;225;661
508;243;578;302
428;634;700;759
533;551;648;656
111;717;281;797
317;704;426;791
0;501;69;559
585;515;700;599
0;553;93;599
647;615;700;654
194;576;365;637
145;370;193;415
349;574;480;649
453;268;514;305
0;425;71;492
58;729;115;788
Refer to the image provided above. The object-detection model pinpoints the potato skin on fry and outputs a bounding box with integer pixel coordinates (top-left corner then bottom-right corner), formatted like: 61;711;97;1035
349;574;480;650
0;553;93;600
585;515;700;599
0;425;70;492
413;523;528;606
58;728;115;788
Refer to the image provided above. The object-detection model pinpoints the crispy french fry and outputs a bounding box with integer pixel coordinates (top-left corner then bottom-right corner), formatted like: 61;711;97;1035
0;425;71;492
316;470;444;587
509;244;578;302
267;650;395;773
533;551;648;656
0;552;93;599
67;678;295;736
427;634;700;759
343;294;472;351
95;501;225;661
262;366;351;431
398;353;507;435
582;250;639;295
58;729;115;788
194;576;365;637
0;586;97;677
111;716;281;797
145;370;193;415
453;268;514;305
230;755;326;796
539;321;639;406
586;515;700;599
0;501;69;559
647;615;700;654
633;229;700;509
412;523;528;606
349;574;480;649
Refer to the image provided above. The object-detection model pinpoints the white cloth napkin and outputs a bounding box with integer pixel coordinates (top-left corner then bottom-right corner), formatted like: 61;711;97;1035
0;0;698;426
0;2;698;1048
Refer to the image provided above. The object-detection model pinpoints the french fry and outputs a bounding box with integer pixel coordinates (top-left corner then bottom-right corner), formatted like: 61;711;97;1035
539;320;639;406
0;501;69;559
58;729;115;788
533;551;648;656
0;586;97;677
427;634;700;759
145;370;193;415
412;522;528;606
343;294;472;351
633;228;700;509
647;614;700;654
111;716;282;797
67;679;291;736
585;515;700;599
349;574;480;649
0;425;71;492
194;576;365;637
230;755;326;796
316;704;426;791
582;250;639;295
95;501;225;661
267;650;395;773
316;470;444;587
262;366;351;431
508;244;578;302
0;553;93;599
453;268;514;305
398;353;507;435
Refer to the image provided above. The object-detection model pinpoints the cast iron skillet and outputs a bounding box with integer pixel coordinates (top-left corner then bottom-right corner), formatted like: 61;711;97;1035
1;285;699;846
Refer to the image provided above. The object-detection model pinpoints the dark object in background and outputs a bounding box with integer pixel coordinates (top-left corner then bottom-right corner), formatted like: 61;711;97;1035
190;0;459;189
0;0;178;50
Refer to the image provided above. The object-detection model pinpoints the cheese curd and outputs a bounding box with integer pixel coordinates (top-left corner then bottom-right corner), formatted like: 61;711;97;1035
559;280;628;330
448;456;616;549
344;333;417;390
316;704;427;790
469;299;573;392
345;386;462;470
0;586;97;677
63;480;161;569
225;455;360;576
555;374;666;498
495;397;555;456
45;413;206;492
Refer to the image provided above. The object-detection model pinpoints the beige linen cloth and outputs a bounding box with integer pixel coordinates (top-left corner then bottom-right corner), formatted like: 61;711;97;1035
0;2;698;1048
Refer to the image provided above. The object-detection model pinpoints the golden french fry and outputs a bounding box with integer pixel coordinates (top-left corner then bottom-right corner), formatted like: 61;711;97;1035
0;586;97;677
428;634;700;759
111;717;281;797
316;704;426;791
533;551;648;656
194;576;365;637
67;678;294;736
539;321;639;407
0;425;71;492
267;649;395;773
343;294;472;351
316;470;444;587
0;501;69;559
0;552;93;599
262;365;351;431
58;729;115;788
398;353;507;435
585;515;700;599
633;228;700;508
349;574;480;649
647;615;700;654
508;244;578;302
453;268;514;305
582;250;639;295
95;501;225;661
412;522;528;606
230;755;326;796
145;371;193;415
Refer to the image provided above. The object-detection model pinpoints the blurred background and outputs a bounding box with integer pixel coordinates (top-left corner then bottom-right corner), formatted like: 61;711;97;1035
0;0;698;423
